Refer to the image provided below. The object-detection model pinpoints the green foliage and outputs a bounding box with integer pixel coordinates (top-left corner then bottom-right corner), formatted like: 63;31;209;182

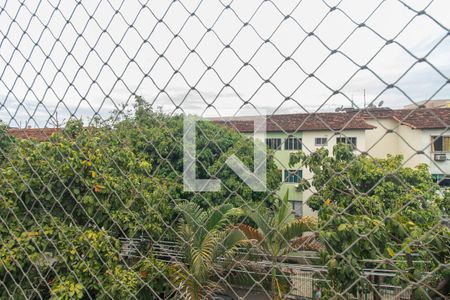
114;98;280;209
173;203;246;299
291;144;450;298
0;218;170;299
0;97;281;298
240;192;316;299
0;120;14;165
1;122;171;238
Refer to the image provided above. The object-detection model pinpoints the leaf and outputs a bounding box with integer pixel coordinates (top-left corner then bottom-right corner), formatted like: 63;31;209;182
94;184;103;193
337;224;347;231
239;224;263;242
386;246;395;258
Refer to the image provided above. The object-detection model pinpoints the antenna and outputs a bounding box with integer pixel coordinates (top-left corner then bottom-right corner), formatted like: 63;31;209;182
363;89;366;108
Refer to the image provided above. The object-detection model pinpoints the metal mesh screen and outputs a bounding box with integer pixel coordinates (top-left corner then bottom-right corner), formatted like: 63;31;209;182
0;0;449;299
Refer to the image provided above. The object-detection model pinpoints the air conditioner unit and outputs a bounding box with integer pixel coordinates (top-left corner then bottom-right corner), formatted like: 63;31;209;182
434;153;447;161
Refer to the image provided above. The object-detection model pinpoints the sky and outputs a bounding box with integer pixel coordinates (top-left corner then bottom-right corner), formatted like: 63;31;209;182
0;0;449;127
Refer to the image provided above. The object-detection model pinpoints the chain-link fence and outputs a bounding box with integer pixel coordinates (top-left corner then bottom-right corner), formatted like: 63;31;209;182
1;0;449;299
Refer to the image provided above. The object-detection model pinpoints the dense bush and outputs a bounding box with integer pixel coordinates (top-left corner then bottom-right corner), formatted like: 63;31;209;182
0;120;14;165
291;144;450;299
0;98;280;298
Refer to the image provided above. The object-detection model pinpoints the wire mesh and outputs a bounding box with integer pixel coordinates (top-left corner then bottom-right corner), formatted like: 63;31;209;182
0;0;449;299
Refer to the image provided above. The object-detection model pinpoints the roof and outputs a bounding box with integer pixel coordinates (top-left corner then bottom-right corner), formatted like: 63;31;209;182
393;109;450;129
6;108;450;141
349;108;450;129
7;128;60;141
214;112;376;133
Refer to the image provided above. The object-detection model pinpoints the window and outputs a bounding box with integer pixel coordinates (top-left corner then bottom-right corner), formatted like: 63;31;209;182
290;201;303;217
432;174;450;187
432;174;444;182
285;136;302;150
431;136;450;152
284;169;302;183
266;138;281;150
336;137;357;149
315;137;328;146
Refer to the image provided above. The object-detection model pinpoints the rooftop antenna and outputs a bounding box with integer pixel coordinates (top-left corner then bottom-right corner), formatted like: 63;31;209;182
363;89;366;108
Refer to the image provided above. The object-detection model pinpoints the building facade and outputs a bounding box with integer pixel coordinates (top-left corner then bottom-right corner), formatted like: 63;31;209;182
217;107;450;217
7;106;450;218
215;112;375;217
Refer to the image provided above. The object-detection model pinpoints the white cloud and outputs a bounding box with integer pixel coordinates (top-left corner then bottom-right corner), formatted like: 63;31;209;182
0;0;449;125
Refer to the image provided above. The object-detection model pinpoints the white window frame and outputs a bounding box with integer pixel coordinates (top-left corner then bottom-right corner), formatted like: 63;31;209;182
284;135;302;150
315;137;328;147
431;136;450;153
336;136;357;149
284;169;302;183
290;200;303;217
266;138;282;150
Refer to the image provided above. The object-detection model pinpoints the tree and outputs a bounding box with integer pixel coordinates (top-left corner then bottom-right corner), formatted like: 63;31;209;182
239;192;316;299
0;97;281;298
290;144;450;299
113;97;281;210
0;218;171;299
0;120;172;299
173;203;246;299
0;120;14;165
1;119;173;239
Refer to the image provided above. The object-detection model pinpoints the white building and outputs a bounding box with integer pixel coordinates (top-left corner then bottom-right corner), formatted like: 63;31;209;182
217;107;450;217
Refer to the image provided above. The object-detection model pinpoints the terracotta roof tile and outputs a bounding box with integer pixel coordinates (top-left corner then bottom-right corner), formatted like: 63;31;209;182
7;108;450;141
391;108;450;129
214;112;376;133
7;128;60;141
350;108;450;129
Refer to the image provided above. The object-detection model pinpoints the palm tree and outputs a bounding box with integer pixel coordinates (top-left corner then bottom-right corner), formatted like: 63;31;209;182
173;203;246;300
239;192;316;299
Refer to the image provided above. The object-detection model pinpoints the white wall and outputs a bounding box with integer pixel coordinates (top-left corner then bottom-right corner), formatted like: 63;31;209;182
421;129;450;175
245;123;450;216
365;118;450;175
365;119;400;159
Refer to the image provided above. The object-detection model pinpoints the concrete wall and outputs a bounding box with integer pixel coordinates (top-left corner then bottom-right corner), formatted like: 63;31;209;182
365;119;450;177
365;119;400;158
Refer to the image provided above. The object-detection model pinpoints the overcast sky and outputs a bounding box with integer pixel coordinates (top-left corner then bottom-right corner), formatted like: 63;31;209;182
1;0;449;127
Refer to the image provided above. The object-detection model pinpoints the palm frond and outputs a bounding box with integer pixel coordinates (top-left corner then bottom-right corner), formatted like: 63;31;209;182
245;209;272;237
191;233;217;277
290;232;322;251
239;224;264;243
279;219;315;252
274;191;295;229
178;202;207;229
174;204;247;300
222;228;246;250
204;204;241;232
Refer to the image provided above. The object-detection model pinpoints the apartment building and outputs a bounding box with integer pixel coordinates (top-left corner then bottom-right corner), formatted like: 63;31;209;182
216;112;375;217
218;107;450;217
6;106;450;217
356;108;450;184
